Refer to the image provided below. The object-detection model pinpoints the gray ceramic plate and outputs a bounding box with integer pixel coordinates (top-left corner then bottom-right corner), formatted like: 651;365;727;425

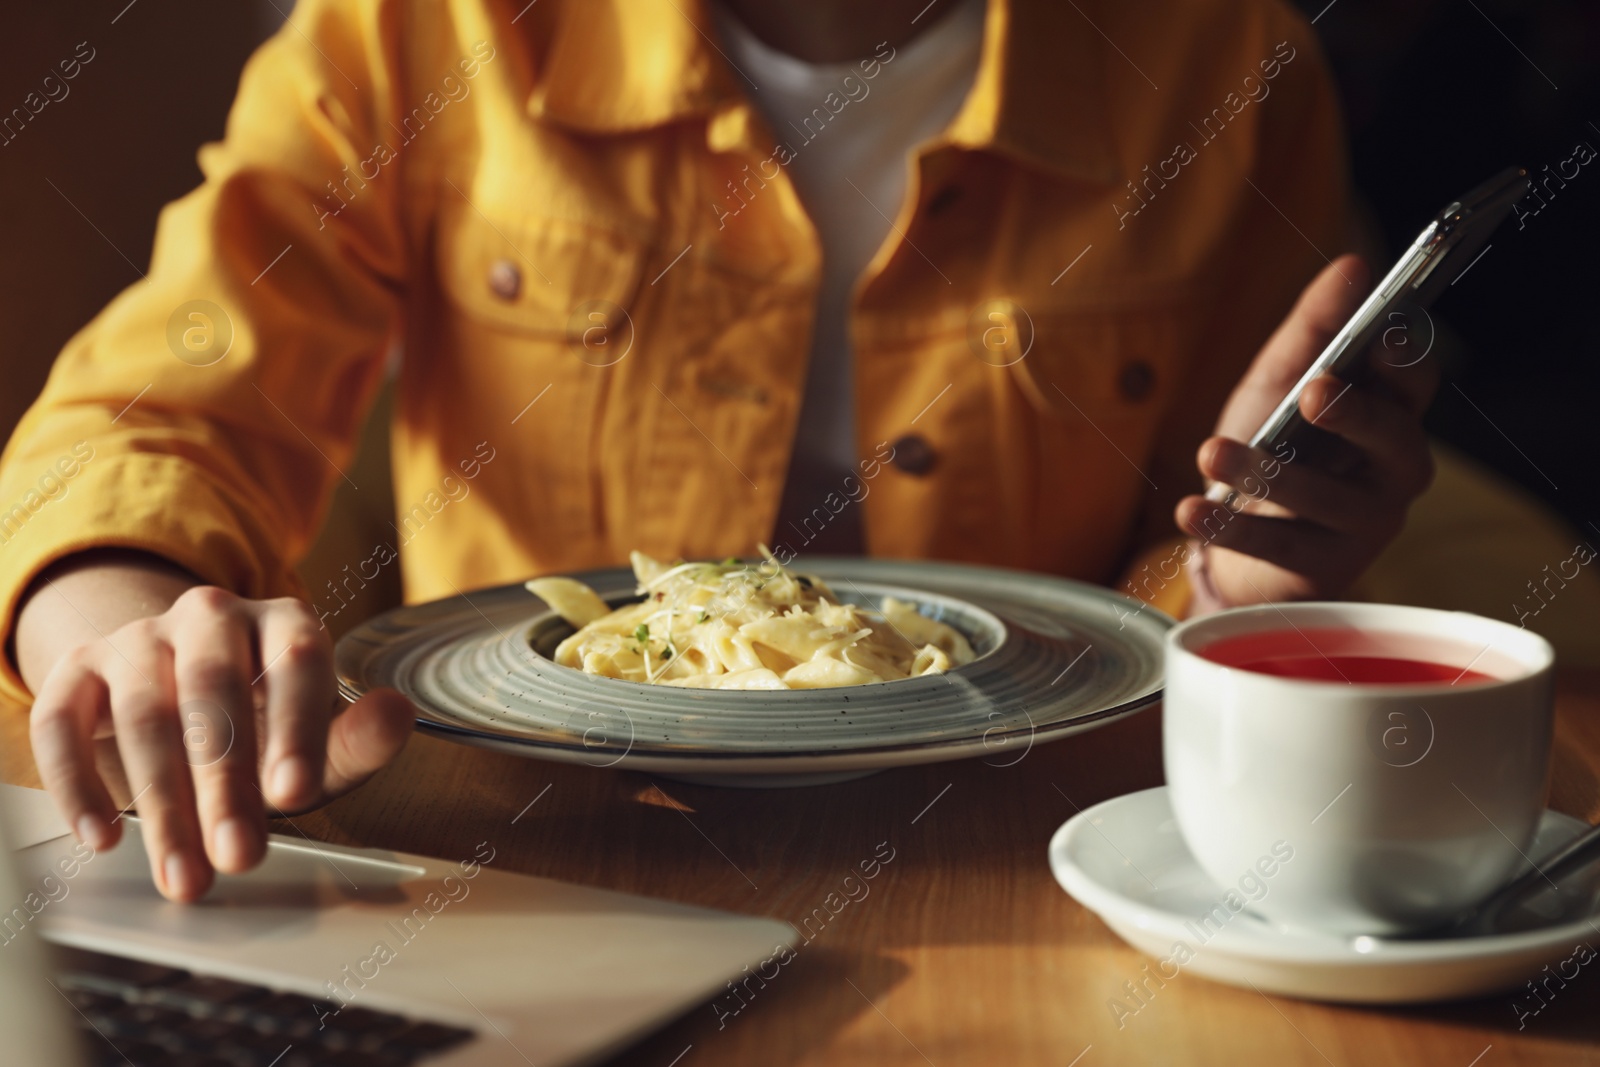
334;558;1172;787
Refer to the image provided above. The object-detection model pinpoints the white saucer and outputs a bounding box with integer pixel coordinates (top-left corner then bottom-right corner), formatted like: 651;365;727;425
1049;786;1600;1003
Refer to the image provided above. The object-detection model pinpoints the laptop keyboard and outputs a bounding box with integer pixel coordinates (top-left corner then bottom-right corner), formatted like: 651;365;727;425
52;943;476;1066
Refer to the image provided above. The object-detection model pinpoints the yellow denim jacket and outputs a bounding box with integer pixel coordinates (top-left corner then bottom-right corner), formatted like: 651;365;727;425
0;0;1344;700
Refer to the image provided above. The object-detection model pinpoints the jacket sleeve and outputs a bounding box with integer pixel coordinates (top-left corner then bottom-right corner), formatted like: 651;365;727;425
0;0;410;702
1118;3;1352;610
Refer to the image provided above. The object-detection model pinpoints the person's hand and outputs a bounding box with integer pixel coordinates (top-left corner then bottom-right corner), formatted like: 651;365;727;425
1174;254;1439;606
19;555;414;902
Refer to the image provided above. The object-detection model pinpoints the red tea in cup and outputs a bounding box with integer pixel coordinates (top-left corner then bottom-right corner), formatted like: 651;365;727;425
1198;628;1496;685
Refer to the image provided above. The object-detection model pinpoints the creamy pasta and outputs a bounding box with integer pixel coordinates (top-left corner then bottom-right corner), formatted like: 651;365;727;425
526;548;976;689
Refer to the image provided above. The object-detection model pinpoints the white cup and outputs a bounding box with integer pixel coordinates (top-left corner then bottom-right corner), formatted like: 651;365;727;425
1163;602;1555;936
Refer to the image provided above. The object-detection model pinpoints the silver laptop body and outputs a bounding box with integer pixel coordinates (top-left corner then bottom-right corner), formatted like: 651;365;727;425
0;800;791;1066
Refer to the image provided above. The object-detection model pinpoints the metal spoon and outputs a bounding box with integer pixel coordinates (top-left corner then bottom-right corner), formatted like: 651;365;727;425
1386;820;1600;941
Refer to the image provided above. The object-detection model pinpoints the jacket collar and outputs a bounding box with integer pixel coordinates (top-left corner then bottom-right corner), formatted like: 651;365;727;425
526;0;1120;186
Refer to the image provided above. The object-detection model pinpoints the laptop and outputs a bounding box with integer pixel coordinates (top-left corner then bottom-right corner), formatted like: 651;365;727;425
0;785;793;1066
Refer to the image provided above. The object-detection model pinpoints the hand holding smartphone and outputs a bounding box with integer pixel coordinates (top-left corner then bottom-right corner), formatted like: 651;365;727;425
1204;166;1530;510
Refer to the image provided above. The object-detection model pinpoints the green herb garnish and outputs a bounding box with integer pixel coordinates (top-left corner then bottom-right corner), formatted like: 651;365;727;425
634;623;650;643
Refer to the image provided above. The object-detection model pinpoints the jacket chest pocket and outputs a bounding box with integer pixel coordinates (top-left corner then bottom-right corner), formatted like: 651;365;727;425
1004;301;1192;434
424;198;654;545
433;197;649;346
1003;300;1200;574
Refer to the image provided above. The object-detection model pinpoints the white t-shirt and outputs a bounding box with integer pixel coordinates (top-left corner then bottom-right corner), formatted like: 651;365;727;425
712;1;985;554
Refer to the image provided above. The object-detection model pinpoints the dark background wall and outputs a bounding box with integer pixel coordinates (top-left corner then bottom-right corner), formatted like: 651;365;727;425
1290;0;1600;537
4;1;1594;620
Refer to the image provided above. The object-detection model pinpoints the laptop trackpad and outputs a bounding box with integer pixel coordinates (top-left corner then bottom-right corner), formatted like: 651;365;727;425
14;821;425;944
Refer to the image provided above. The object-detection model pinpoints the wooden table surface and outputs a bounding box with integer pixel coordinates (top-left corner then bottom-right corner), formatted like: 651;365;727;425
6;671;1600;1066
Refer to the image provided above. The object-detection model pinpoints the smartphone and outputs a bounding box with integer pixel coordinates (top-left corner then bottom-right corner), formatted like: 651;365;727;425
1204;165;1531;509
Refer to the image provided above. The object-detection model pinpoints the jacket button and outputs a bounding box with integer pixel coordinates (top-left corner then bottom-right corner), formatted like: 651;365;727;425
1118;360;1155;401
488;259;522;301
889;434;936;476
